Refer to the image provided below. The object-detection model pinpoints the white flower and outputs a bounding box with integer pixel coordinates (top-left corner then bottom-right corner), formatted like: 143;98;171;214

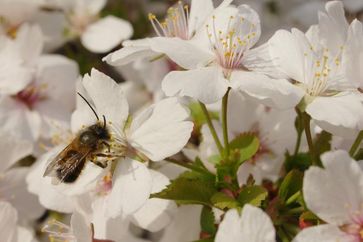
199;90;296;184
152;3;304;106
53;0;133;53
293;150;363;242
0;24;79;146
35;68;192;219
266;1;363;136
215;205;276;242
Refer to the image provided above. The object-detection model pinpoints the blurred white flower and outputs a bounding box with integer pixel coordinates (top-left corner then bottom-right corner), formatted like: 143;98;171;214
215;205;276;242
0;24;79;147
266;1;363;136
0;201;38;242
47;0;133;53
293;150;363;242
199;90;296;184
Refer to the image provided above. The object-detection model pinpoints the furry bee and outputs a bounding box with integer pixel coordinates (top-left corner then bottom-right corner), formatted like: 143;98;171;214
43;93;113;183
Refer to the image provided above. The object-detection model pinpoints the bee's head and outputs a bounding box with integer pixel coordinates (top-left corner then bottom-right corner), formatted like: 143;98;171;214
89;123;110;139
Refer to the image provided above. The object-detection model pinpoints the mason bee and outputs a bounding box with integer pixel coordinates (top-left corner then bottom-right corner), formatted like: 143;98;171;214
43;93;114;183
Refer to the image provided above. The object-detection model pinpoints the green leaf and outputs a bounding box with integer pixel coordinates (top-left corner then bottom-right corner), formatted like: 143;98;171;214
210;192;240;210
284;152;311;172
229;134;259;172
151;171;217;206
237;185;268;207
278;170;303;203
200;206;216;235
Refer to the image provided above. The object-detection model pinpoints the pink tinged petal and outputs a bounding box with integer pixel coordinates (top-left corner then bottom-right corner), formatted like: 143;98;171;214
268;30;306;83
1;167;44;220
148;37;214;69
71;213;92;242
106;158;152;217
162;67;229;104
292;224;352;242
215;205;276;242
0;201;17;242
306;94;363;136
81;16;133;53
15;24;43;64
128;98;193;161
303;150;363;226
103;38;157;66
131;170;177;232
0;133;32;172
82;68;129;127
230;71;304;109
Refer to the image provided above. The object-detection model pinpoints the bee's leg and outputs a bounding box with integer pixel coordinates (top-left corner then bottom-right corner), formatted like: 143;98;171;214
92;153;113;168
102;141;111;153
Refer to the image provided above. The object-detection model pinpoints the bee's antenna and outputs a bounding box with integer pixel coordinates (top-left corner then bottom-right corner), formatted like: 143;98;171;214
102;115;106;128
77;92;99;121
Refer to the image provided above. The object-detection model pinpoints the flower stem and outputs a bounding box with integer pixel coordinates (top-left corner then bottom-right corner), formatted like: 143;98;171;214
199;101;224;155
302;112;318;166
294;109;304;156
349;130;363;157
222;88;231;158
164;158;209;174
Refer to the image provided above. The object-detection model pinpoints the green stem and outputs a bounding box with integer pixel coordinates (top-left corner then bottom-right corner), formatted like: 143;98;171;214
164;158;208;174
294;109;304;156
199;101;224;155
349;130;363;157
222;88;231;158
303;112;318;166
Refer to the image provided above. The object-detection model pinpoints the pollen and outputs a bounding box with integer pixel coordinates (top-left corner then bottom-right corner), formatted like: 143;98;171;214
148;1;190;40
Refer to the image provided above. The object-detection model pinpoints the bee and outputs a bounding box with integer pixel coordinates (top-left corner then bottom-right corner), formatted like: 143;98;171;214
43;93;114;183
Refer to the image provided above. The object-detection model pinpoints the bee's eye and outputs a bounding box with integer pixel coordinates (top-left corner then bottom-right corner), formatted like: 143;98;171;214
80;131;97;145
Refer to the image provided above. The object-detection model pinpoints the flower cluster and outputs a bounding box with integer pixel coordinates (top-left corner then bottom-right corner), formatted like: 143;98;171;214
1;0;363;242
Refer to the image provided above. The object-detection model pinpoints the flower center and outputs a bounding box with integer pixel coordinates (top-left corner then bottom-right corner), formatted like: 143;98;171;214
13;82;48;109
303;47;343;97
94;172;113;196
68;13;98;36
148;1;190;40
206;15;258;75
341;213;363;241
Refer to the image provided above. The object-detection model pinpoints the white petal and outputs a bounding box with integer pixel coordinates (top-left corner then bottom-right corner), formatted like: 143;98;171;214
71;213;92;242
188;0;214;35
128;98;193;161
306;94;363;136
0;132;32;172
131;170;177;232
162;67;229;104
103;38;157;66
268;30;305;83
231;71;304;109
149;37;214;69
318;1;349;51
82;68;129;127
81;16;133;53
303;150;363;225
106;158;152;217
15;24;43;64
215;205;275;242
0;201;17;242
159;205;202;242
292;224;351;242
1;167;44;220
16;226;36;242
343;0;363;13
